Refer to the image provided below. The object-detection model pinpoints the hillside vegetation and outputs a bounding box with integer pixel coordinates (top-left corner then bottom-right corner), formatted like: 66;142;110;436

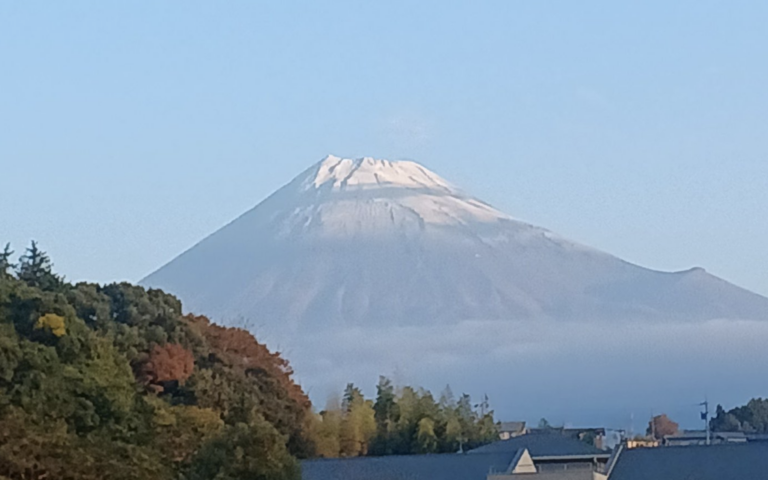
0;243;311;479
0;242;498;479
711;398;768;433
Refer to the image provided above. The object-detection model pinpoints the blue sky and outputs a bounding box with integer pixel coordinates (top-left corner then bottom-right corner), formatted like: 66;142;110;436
1;1;766;297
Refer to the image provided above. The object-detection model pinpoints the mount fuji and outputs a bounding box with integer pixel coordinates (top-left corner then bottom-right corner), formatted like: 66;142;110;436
142;155;768;327
142;155;768;423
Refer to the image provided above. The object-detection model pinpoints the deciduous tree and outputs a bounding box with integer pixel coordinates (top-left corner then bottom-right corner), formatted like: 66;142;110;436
647;414;679;439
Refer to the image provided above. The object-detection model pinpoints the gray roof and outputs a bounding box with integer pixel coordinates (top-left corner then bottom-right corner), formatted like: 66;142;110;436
468;432;606;457
609;443;768;480
302;452;515;480
499;421;526;432
665;431;746;440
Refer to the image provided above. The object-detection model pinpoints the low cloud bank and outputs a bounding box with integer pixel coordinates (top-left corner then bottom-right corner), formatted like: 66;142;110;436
281;318;768;429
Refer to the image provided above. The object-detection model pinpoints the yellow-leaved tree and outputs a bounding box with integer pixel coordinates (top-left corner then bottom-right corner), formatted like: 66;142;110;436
35;313;66;337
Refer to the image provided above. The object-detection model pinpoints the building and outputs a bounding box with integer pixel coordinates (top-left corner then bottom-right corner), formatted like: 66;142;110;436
487;448;609;480
662;431;747;446
607;442;768;480
302;433;610;480
624;438;659;449
499;421;527;440
469;431;608;458
301;429;768;480
529;428;607;450
302;452;518;480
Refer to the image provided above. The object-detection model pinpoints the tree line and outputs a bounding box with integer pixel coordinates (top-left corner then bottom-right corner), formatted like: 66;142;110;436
309;378;498;458
711;398;768;433
635;399;768;441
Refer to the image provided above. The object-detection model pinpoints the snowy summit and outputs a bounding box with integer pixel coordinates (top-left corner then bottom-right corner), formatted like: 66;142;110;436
281;155;511;232
309;155;456;191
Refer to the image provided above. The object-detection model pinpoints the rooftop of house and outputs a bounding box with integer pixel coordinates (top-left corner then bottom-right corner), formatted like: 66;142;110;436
499;421;526;433
666;430;746;439
301;433;609;480
529;427;607;436
663;431;747;444
469;432;608;458
608;442;768;480
302;451;517;480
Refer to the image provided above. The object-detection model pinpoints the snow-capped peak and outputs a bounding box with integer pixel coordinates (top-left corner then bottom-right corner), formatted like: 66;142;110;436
272;155;512;232
307;155;456;192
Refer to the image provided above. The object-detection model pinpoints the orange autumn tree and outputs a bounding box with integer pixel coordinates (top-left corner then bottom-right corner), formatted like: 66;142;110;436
186;314;310;410
183;315;315;457
647;414;679;440
137;343;195;392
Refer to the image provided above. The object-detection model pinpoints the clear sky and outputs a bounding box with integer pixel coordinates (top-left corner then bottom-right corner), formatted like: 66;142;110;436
1;1;766;297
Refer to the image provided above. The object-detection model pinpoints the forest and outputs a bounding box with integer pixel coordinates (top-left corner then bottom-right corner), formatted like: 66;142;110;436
0;242;497;480
311;379;498;457
711;398;768;433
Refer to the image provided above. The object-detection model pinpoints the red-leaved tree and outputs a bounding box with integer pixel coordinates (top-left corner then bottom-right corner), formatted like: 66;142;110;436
137;343;195;392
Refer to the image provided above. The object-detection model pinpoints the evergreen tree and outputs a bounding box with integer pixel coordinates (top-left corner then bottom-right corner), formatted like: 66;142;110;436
342;383;364;413
0;243;13;278
312;381;497;457
395;386;420;454
372;376;399;455
438;385;455;409
16;241;60;290
456;393;476;451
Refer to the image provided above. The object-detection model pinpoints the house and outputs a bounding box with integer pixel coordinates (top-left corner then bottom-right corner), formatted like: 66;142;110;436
662;430;747;446
624;438;659;449
607;442;768;480
487;448;609;480
302;452;518;480
302;433;610;480
469;431;608;458
474;434;610;480
528;428;607;450
499;421;527;440
745;433;768;442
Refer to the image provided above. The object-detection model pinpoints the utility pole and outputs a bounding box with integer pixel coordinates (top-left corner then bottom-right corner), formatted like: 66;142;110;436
700;400;710;445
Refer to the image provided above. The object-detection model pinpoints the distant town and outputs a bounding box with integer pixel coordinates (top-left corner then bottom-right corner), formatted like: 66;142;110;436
304;409;768;479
